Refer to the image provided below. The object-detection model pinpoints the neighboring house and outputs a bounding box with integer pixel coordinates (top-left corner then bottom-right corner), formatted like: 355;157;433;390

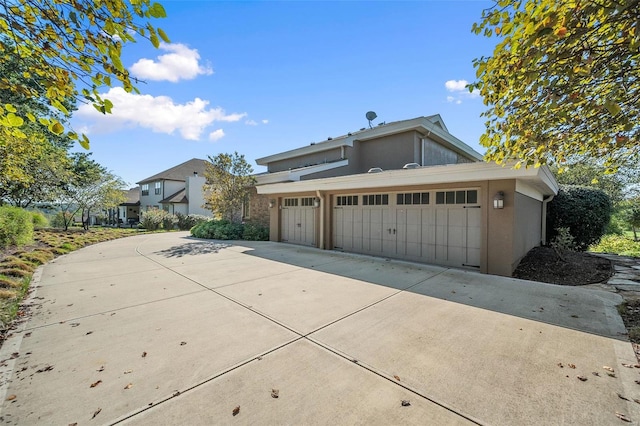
117;187;141;225
136;158;212;217
254;114;559;277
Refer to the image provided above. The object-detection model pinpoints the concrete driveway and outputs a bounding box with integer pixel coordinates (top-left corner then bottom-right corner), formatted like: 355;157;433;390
1;232;639;425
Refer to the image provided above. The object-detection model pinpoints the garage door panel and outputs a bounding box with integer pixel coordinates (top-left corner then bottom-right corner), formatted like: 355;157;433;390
282;202;316;247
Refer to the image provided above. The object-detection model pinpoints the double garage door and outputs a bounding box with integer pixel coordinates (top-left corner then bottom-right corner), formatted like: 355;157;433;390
333;189;482;269
281;189;481;269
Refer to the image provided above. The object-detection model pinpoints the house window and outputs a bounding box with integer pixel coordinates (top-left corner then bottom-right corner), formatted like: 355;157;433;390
154;182;161;195
284;198;299;207
435;190;478;205
362;194;389;206
396;192;429;205
141;184;149;196
301;197;315;207
336;195;358;206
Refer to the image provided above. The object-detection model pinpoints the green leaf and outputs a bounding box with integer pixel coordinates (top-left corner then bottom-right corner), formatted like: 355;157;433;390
604;100;621;116
26;112;35;122
103;99;113;114
150;32;159;48
536;27;553;38
149;3;167;18
157;27;170;43
80;134;90;150
48;121;64;135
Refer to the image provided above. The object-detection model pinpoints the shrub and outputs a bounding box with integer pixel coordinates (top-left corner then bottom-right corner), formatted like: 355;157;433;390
175;213;210;231
0;206;34;249
162;214;178;231
140;208;170;231
50;211;73;229
30;210;49;229
547;185;611;251
590;235;640;257
551;227;576;252
191;220;243;240
242;222;269;241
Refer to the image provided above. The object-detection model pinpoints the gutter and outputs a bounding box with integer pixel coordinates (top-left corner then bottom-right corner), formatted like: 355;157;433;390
541;195;554;245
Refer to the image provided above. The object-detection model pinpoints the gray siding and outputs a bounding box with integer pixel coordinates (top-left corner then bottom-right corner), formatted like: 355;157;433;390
353;131;418;172
268;147;344;173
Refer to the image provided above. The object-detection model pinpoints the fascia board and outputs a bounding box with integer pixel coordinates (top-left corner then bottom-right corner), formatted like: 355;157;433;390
255;139;354;165
255;159;349;185
256;162;556;195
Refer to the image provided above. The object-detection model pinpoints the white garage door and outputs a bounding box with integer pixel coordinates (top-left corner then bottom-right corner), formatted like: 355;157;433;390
281;197;316;246
333;190;481;269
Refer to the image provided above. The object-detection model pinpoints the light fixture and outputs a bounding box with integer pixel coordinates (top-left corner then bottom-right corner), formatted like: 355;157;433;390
313;197;320;208
493;191;505;209
268;199;275;209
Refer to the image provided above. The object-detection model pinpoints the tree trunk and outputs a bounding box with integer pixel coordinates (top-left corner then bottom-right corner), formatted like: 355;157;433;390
634;227;638;242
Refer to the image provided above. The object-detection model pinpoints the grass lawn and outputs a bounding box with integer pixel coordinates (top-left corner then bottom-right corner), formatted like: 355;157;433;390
0;227;152;338
590;234;640;258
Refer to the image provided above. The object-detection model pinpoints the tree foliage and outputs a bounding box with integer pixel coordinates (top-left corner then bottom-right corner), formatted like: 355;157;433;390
471;0;640;170
203;152;256;224
0;0;169;147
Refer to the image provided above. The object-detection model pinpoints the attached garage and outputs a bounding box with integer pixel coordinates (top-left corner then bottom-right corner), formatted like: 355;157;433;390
257;162;558;276
333;189;481;269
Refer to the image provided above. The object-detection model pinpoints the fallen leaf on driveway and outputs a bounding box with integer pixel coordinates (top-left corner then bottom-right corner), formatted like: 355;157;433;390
36;365;53;373
180;342;187;346
568;364;576;369
124;370;132;374
70;323;80;327
401;400;411;406
232;406;240;416
142;352;147;358
92;408;101;419
634;398;640;404
97;366;104;372
618;393;630;401
271;389;279;398
69;423;77;426
124;383;133;390
6;395;16;401
592;372;600;376
557;362;564;368
621;363;638;368
604;366;615;372
616;412;631;422
608;372;617;378
90;380;102;388
394;375;401;381
85;331;93;335
577;376;587;381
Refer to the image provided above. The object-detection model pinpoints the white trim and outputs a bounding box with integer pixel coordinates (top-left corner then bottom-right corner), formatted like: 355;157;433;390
257;162;558;196
515;181;544;201
254;159;349;185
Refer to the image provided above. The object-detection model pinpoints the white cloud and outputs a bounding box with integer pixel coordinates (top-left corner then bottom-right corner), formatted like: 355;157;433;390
208;129;225;141
444;79;480;104
245;119;258;126
130;43;213;82
76;87;246;140
262;119;269;124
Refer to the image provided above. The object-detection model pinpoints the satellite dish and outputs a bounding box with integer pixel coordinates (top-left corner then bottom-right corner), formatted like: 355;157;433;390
366;111;377;128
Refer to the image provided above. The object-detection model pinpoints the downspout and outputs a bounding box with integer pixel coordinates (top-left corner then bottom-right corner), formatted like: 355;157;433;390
541;195;554;245
316;190;325;249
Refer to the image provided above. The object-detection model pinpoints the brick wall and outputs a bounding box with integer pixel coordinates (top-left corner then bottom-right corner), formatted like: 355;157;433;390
245;187;270;227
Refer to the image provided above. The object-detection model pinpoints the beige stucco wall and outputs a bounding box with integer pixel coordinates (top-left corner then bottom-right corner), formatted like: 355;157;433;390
185;176;211;216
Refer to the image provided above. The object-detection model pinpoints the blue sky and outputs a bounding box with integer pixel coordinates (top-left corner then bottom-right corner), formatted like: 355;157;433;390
72;0;496;187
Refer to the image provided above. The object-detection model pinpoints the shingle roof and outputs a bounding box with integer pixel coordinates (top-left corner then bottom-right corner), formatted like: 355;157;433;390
137;158;208;184
160;189;188;204
120;187;140;206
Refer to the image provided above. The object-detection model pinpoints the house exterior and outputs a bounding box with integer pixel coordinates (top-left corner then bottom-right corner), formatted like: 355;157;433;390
136;158;212;216
254;114;558;277
116;187;141;225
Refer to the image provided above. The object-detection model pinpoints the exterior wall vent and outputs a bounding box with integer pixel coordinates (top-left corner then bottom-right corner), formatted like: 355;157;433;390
403;163;421;169
367;167;384;173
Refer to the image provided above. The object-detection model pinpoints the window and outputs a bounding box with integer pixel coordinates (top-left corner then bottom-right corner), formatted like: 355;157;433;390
362;194;389;206
284;198;299;207
301;197;315;206
141;184;149;196
396;192;429;205
336;195;358;206
154;182;161;195
435;190;479;205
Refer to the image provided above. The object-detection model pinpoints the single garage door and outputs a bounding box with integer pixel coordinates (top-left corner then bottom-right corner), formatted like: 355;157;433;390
333;189;481;269
281;197;316;246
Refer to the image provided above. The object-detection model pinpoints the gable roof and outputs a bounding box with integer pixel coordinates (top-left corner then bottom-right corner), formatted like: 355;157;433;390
120;187;140;206
160;189;188;204
137;158;208;185
255;115;482;166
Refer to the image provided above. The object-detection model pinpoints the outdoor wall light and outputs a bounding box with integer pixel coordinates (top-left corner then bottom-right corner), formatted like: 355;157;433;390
268;199;275;209
313;197;321;208
493;191;505;209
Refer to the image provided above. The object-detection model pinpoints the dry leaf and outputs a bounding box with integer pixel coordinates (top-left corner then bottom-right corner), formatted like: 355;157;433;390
6;395;16;401
86;331;93;335
592;372;600;376
142;351;147;358
124;383;133;390
394;375;401;381
635;380;640;385
568;363;576;369
604;366;615;372
271;389;279;398
618;393;630;401
92;408;102;419
622;363;635;368
97;366;104;372
69;423;77;426
90;380;102;388
577;376;587;381
616;412;631;422
180;342;187;346
70;323;80;327
634;399;640;405
401;400;411;407
608;372;617;378
124;370;132;374
36;365;53;373
232;406;240;416
557;362;564;368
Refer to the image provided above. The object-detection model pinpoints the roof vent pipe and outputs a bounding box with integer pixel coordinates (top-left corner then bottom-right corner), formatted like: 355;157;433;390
367;167;383;173
403;163;421;169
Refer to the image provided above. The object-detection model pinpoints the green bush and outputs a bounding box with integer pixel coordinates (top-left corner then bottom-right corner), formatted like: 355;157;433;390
547;185;611;251
30;210;49;229
162;214;178;231
590;235;640;257
175;213;210;231
50;212;73;229
191;220;244;240
140;208;170;231
0;206;34;249
242;222;269;241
